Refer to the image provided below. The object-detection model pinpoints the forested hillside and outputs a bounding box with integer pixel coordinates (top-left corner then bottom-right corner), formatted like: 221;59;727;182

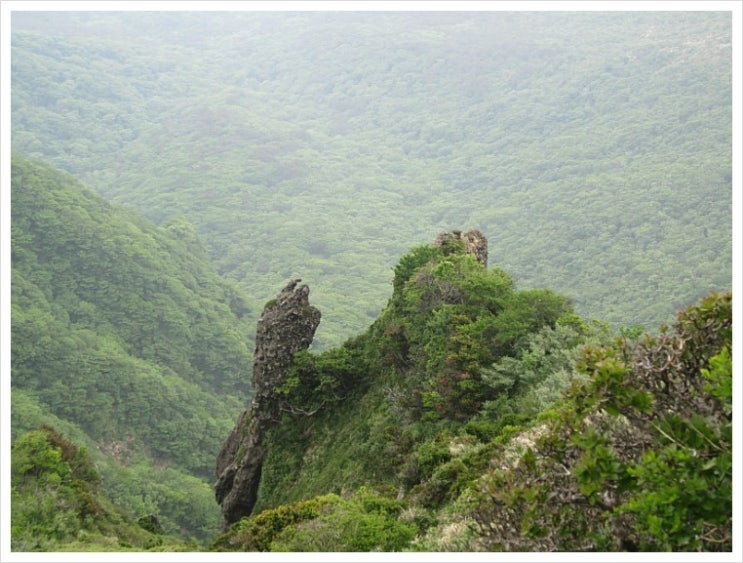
8;157;733;552
213;234;732;552
11;425;190;551
8;8;735;554
10;154;255;541
11;11;732;348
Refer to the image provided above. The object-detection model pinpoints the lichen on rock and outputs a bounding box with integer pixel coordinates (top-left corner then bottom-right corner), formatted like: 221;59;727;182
433;228;488;267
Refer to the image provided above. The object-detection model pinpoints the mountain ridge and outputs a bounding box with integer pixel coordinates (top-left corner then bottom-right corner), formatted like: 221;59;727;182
211;230;732;552
8;156;733;552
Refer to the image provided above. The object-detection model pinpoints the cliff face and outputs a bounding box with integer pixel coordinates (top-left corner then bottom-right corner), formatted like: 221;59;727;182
215;279;321;527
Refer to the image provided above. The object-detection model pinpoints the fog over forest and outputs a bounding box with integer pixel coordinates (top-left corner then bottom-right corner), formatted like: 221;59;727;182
11;10;732;348
5;6;736;554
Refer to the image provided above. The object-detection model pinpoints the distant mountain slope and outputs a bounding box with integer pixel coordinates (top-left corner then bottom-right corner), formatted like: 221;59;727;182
11;11;732;348
10;154;256;540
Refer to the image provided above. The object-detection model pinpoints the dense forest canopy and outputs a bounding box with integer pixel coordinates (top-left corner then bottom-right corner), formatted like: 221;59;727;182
10;154;256;541
5;5;737;555
10;10;732;348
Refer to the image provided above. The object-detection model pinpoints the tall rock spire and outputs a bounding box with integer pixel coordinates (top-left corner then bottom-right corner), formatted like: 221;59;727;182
215;279;321;528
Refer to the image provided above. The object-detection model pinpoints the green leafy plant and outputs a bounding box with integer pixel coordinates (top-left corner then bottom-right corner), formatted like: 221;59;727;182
474;292;732;551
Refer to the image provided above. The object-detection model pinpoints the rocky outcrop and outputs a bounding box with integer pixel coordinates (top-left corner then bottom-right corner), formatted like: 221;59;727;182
215;278;321;528
433;228;488;266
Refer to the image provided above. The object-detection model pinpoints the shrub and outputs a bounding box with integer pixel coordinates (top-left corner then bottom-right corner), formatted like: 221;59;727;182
474;292;733;551
270;489;416;552
212;495;338;551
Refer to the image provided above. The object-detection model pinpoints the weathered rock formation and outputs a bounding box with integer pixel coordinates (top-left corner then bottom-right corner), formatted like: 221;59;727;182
433;228;488;266
215;278;321;528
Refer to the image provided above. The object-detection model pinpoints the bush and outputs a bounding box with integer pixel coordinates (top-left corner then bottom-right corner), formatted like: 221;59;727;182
212;495;337;551
473;292;733;551
270;489;417;552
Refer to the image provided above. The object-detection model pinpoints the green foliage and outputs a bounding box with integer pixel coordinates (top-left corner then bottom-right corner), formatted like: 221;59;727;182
250;237;608;546
137;515;164;535
10;155;250;542
473;292;733;551
702;346;732;415
10;427;179;551
277;492;416;552
255;383;400;513
12;427;74;484
490;289;575;356
217;489;417;552
392;245;443;297
616;342;733;550
400;433;452;490
10;12;732;349
480;320;611;414
11;154;254;397
11;389;225;544
380;246;574;422
7;15;735;547
100;460;222;542
213;495;334;551
277;340;370;416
